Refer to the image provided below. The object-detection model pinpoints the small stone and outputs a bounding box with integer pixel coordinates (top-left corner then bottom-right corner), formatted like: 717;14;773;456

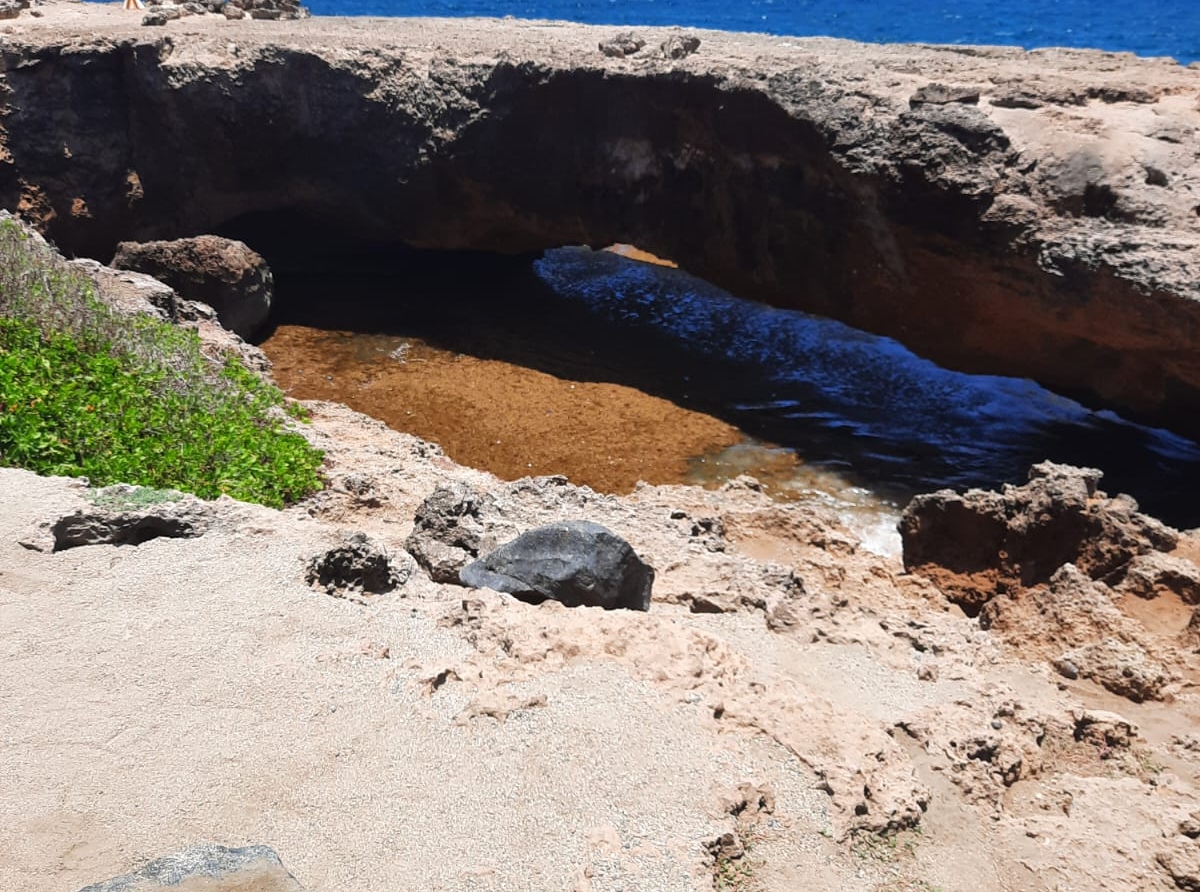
405;481;507;584
707;831;745;861
1056;658;1080;680
1062;639;1171;702
660;33;700;59
910;83;982;106
598;32;645;57
1072;709;1138;749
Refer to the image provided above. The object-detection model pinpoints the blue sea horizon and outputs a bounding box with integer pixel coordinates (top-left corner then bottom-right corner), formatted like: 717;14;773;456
304;0;1199;64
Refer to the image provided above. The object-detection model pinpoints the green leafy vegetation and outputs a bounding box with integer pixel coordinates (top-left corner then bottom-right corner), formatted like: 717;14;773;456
0;219;324;508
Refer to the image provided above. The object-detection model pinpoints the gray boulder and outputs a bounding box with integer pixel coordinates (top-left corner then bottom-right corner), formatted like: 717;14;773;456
460;520;654;611
76;843;306;892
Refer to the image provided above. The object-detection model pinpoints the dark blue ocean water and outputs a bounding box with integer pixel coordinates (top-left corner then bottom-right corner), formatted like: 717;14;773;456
533;249;1200;525
308;0;1200;63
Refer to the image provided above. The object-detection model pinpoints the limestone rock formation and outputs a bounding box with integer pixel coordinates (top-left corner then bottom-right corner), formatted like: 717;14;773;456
899;462;1178;612
228;0;309;20
460;520;655;610
903;467;1199;701
306;530;412;597
112;236;273;340
2;22;1199;435
598;31;645;57
21;485;207;552
1061;636;1171;702
404;481;513;583
660;33;700;59
141;8;180;24
1117;552;1200;604
76;843;306;892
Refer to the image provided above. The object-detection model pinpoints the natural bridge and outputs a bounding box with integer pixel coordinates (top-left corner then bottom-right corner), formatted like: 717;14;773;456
3;16;1199;433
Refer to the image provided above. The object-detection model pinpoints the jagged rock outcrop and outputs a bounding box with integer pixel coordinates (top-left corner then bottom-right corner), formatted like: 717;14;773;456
1117;551;1200;604
140;0;309;20
899;462;1177;612
404;481;515;583
1;18;1199;434
306;530;413;597
900;465;1200;701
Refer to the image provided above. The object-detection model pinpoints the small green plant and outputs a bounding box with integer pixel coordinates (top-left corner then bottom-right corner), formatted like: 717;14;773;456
712;825;767;892
851;829;901;864
0;218;324;508
87;484;186;512
850;825;927;865
714;852;757;892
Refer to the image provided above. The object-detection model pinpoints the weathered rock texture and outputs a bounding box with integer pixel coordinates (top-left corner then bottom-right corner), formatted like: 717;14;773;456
404;481;515;583
899;462;1177;612
306;530;412;597
460;519;655;610
20;485;208;552
1;15;1199;433
900;464;1200;703
112;236;273;339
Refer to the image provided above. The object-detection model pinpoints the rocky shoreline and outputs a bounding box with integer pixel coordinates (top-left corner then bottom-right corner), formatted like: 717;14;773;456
0;229;1198;890
4;6;1200;891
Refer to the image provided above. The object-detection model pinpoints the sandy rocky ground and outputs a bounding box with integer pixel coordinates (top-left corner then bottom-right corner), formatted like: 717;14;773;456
1;238;1200;892
3;5;1200;891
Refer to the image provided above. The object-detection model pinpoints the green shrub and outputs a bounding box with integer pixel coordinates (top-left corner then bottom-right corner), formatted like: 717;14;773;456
0;219;324;508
